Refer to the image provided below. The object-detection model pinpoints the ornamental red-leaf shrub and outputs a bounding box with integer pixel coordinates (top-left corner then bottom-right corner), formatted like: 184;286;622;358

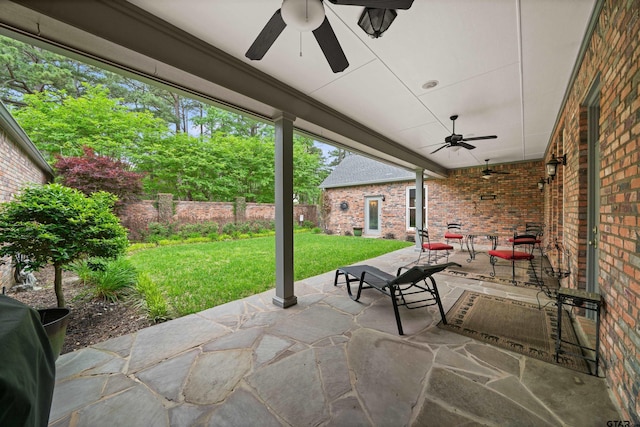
54;146;145;208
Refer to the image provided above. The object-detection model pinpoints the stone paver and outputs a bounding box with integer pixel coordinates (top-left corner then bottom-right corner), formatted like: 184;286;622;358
127;314;228;372
184;349;252;404
247;348;328;426
76;384;167;427
46;247;623;426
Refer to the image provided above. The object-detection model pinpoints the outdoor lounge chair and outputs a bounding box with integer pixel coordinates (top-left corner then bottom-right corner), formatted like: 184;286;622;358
333;262;460;335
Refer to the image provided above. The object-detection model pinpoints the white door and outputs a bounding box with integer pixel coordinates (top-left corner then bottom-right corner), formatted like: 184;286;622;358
365;197;383;236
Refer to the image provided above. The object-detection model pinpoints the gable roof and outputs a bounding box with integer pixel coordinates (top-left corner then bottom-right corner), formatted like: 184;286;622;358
320;154;414;189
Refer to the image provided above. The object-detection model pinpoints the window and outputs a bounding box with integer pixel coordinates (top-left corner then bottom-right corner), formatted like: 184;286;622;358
406;186;427;230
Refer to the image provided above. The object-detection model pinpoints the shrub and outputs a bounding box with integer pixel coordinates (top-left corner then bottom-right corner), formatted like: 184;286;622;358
71;257;138;302
312;227;323;234
134;273;169;322
221;222;238;235
127;242;156;253
54;146;145;209
0;184;128;307
177;221;219;239
91;258;138;301
145;222;175;243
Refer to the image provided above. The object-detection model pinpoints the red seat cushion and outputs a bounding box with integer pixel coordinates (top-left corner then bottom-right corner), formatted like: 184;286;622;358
423;243;454;251
508;237;540;244
488;249;534;260
445;232;464;239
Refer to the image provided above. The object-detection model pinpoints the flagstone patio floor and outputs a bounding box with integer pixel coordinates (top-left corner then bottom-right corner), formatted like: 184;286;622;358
49;246;621;426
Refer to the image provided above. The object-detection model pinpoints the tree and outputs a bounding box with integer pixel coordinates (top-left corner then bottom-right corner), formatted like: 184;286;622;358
293;135;329;204
12;85;167;160
326;147;350;168
0;184;128;307
54;146;145;207
192;105;274;139
0;35;87;106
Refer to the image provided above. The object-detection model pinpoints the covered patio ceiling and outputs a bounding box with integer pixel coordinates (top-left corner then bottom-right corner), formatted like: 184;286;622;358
0;0;595;177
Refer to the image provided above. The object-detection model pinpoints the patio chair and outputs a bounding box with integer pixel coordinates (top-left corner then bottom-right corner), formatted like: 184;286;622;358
334;262;460;335
509;223;544;256
489;233;541;285
417;229;454;264
444;222;464;250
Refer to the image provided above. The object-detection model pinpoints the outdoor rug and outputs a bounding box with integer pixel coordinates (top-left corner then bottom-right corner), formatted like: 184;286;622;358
438;291;589;374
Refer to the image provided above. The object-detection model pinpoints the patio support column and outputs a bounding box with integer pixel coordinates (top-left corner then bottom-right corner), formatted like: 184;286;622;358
272;112;297;308
415;170;424;251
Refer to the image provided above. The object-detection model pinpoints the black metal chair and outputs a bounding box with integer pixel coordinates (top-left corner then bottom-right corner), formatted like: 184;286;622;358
334;262;460;335
489;232;541;285
444;222;464;250
417;229;454;264
509;223;544;256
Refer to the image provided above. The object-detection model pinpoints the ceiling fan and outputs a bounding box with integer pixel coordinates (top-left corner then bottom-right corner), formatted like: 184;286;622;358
430;115;498;154
481;159;510;179
245;0;414;73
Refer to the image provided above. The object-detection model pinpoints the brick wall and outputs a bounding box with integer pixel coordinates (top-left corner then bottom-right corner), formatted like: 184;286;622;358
323;160;544;243
544;0;639;421
120;194;318;240
0;128;50;290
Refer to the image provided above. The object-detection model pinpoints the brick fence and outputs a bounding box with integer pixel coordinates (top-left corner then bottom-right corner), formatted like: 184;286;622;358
120;194;318;240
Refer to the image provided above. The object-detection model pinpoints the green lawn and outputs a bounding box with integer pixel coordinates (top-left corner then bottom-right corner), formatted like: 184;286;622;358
128;233;412;317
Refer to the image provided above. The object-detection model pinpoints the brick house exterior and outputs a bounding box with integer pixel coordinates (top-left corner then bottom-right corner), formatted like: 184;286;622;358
321;154;544;242
323;1;640;418
543;1;640;419
0;102;54;291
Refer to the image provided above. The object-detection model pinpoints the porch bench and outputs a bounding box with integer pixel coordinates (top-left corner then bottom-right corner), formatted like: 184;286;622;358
333;262;459;335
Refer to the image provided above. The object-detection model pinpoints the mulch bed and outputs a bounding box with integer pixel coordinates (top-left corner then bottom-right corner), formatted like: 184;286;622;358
6;266;153;355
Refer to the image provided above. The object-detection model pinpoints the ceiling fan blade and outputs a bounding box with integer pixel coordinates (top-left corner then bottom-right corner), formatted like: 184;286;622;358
458;142;476;150
430;144;449;154
461;135;497;142
495;171;511;174
313;17;349;73
326;0;414;10
246;10;287;60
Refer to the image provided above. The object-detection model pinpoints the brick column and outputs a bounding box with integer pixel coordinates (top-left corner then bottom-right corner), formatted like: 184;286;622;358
235;197;246;224
157;193;173;224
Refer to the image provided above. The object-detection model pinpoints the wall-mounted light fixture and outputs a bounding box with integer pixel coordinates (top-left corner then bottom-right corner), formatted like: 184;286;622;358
537;177;549;192
546;153;567;179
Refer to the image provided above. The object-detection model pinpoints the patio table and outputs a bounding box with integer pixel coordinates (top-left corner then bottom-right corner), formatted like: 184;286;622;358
465;231;515;262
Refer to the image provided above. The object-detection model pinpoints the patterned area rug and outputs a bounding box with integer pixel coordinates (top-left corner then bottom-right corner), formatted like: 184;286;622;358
438;291;589;374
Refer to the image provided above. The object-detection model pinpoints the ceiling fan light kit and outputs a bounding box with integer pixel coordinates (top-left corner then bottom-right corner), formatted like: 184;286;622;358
358;8;397;38
481;159;510;179
281;0;325;31
246;0;414;73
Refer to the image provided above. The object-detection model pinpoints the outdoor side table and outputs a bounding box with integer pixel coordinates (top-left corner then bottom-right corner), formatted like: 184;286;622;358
555;287;602;376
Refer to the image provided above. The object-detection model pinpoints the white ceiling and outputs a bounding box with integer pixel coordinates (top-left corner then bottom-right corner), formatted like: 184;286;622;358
0;0;596;173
